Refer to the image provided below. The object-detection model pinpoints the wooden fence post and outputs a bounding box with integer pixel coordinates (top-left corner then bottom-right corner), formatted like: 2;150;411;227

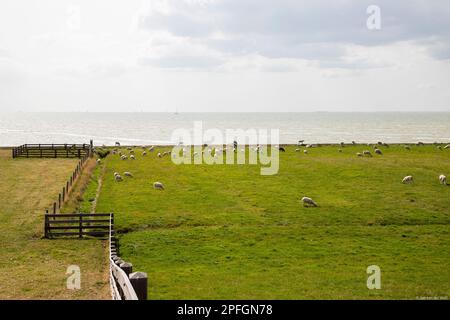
129;272;148;300
120;262;133;277
58;194;61;209
79;214;83;238
53;202;56;214
44;214;49;238
62;187;65;202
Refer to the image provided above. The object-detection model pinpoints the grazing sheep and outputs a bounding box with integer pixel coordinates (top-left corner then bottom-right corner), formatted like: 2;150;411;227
301;196;318;207
437;146;443;151
114;174;123;182
121;155;128;160
402;175;414;184
439;174;447;185
142;151;147;156
303;150;308;154
363;150;373;157
149;146;155;152
130;155;135;160
279;147;286;152
444;144;450;149
357;152;363;157
295;148;300;152
124;172;133;177
157;152;162;158
129;150;135;154
153;182;165;190
375;148;383;155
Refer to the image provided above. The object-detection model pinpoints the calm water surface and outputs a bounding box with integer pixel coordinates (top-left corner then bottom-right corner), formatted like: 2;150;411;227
0;112;449;146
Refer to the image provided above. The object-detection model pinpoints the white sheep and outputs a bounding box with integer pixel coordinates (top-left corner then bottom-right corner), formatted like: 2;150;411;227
303;150;308;154
157;152;162;158
153;182;165;190
363;150;373;157
124;172;133;177
439;174;447;185
149;146;155;152
444;144;450;149
142;151;147;156
130;155;136;160
121;155;128;160
114;174;123;182
402;175;414;184
301;196;318;207
357;152;363;157
374;148;383;155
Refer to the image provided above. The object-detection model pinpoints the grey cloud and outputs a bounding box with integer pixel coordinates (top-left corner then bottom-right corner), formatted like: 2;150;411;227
137;0;450;69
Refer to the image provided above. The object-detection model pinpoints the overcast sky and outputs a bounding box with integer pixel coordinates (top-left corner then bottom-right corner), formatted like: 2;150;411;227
0;0;449;112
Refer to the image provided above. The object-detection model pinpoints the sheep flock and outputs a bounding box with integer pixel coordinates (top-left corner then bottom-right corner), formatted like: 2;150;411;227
97;141;449;209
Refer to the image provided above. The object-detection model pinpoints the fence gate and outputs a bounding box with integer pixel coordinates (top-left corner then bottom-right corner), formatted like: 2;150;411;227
44;213;113;238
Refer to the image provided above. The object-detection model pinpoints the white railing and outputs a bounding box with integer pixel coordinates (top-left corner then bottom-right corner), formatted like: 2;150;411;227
109;213;138;300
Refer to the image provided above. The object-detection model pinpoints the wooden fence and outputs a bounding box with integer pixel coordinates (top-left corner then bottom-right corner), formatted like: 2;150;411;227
44;213;112;238
47;151;91;214
108;214;144;300
12;141;93;159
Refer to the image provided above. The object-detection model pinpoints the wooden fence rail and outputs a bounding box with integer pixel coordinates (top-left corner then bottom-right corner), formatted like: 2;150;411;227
107;213;146;300
12;141;93;159
46;149;91;215
44;213;112;238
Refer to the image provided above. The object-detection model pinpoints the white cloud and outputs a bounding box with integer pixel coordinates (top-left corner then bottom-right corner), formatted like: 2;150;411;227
0;0;449;112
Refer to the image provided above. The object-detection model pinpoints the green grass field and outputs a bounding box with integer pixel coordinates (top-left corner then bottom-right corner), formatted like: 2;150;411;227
0;150;109;299
92;144;450;299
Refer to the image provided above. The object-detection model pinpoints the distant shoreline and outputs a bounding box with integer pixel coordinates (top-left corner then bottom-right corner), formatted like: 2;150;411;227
2;142;449;149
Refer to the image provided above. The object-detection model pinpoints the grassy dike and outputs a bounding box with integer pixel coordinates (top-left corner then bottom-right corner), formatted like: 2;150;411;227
0;149;109;299
86;144;450;299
